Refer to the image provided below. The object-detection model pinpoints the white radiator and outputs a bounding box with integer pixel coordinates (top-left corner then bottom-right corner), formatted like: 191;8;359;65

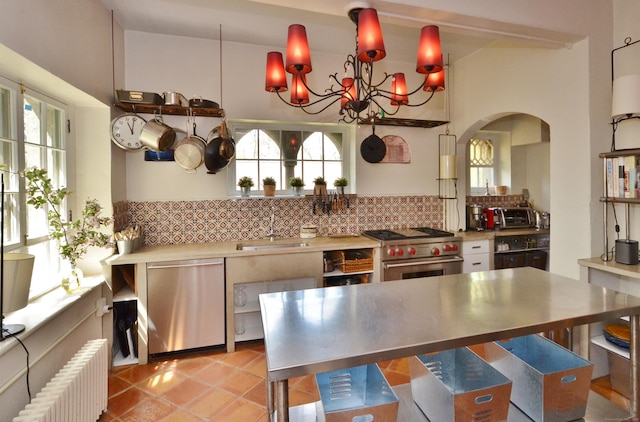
12;339;108;422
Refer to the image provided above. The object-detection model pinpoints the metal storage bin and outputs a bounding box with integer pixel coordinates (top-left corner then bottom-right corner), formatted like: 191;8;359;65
315;364;399;422
482;334;593;422
409;347;512;422
608;351;630;398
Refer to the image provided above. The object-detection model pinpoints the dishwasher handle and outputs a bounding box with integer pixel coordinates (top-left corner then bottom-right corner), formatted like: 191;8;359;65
147;259;224;270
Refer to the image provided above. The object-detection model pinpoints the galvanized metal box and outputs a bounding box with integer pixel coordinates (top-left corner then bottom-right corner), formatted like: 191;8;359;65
409;347;512;422
482;334;593;422
315;364;399;422
608;351;630;398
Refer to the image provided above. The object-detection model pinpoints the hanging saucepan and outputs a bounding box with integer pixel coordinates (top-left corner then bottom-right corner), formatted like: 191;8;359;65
139;113;176;152
360;126;386;163
204;121;235;174
174;116;206;173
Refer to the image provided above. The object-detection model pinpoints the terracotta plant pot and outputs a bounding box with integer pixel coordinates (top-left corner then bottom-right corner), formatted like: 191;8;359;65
264;185;276;197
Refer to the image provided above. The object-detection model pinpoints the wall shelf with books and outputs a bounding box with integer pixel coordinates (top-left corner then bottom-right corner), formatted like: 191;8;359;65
600;148;640;202
600;148;640;262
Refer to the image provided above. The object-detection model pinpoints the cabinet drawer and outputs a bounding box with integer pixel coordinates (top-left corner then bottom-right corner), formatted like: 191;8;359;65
462;240;490;255
463;253;490;273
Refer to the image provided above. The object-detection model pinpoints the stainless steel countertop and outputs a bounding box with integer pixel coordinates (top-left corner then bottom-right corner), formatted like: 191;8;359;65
260;267;640;382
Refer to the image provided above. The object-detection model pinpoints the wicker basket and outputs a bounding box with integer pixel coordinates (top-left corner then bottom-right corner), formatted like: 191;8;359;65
327;250;373;273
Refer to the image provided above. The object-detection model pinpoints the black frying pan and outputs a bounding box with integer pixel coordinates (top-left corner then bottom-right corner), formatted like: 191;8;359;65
360;127;386;163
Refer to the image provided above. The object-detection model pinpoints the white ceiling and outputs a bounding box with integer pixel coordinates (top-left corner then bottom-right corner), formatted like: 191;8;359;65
100;0;584;64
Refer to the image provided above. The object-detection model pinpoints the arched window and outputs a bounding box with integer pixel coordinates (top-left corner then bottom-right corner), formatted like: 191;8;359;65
229;120;353;195
468;138;494;195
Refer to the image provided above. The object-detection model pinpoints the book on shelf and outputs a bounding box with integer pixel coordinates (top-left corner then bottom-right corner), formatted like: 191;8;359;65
625;155;637;198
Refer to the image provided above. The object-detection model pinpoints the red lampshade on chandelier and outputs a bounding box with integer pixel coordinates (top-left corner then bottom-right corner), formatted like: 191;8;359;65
264;7;445;124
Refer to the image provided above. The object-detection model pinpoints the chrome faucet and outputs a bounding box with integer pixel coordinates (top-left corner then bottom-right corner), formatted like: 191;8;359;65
266;206;276;241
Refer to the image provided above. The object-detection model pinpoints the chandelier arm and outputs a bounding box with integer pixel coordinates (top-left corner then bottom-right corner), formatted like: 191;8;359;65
297;71;343;99
400;90;436;108
275;89;344;115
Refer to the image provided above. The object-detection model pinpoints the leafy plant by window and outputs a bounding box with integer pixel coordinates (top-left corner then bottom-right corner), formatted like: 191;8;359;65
289;177;304;187
238;176;254;188
313;176;326;185
262;177;276;186
24;167;112;267
334;177;348;187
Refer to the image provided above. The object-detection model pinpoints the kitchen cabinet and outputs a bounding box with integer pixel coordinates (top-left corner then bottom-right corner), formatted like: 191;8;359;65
461;239;491;273
112;286;138;367
578;258;640;391
494;233;549;270
323;248;374;286
225;252;323;352
233;278;316;342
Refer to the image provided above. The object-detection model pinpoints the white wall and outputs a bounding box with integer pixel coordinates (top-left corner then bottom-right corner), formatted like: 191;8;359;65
123;31;447;200
452;37;608;278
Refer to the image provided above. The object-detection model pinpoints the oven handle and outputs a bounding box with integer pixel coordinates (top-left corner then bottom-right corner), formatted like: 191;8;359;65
383;256;464;269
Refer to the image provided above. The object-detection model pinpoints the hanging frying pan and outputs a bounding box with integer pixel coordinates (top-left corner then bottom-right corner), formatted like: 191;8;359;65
360;127;386;163
204;121;235;174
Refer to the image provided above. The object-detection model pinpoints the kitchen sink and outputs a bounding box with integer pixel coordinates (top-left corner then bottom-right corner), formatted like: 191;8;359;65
236;242;310;251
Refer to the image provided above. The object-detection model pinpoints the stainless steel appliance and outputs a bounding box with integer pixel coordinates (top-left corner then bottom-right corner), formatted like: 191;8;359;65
147;258;225;355
495;207;535;229
466;204;485;231
362;228;462;281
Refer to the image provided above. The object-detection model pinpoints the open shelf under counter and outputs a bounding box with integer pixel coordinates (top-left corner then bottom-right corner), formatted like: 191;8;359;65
592;334;629;359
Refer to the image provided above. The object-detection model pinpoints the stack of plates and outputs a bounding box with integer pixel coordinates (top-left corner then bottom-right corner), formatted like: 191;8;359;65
604;324;630;349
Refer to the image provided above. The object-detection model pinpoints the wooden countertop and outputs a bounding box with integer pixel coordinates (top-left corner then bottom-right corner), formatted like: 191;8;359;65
104;235;380;266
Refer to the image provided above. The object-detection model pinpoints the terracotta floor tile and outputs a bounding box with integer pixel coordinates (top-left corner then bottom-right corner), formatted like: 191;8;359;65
217;348;262;368
288;386;318;407
107;341;622;421
217;368;263;396
109;375;132;398
210;397;265;421
290;374;318;395
119;397;177;422
243;379;267;406
107;386;151;416
193;361;236;386
160;410;204;422
162;378;209;407
138;368;187;395
187;386;237;420
117;361;168;384
243;354;267;377
165;355;213;376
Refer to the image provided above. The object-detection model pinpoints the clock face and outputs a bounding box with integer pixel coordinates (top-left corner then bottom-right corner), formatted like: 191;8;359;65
110;114;146;151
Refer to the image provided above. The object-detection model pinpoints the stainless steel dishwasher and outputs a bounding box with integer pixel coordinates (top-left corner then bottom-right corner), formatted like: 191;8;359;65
147;258;225;354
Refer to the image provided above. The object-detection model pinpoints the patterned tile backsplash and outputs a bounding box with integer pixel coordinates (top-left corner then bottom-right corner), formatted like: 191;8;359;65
113;195;447;246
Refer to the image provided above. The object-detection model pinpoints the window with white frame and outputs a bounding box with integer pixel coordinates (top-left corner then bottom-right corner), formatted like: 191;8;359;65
0;76;68;298
468;138;495;195
229;120;353;194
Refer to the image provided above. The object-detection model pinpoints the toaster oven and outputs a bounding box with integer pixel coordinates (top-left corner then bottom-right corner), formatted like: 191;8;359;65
496;207;534;228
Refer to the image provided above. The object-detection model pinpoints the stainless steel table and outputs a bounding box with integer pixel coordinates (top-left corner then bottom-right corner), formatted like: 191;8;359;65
260;267;640;421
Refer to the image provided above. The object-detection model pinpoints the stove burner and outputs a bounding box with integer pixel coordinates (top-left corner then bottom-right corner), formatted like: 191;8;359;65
362;227;454;241
361;230;406;241
410;227;455;238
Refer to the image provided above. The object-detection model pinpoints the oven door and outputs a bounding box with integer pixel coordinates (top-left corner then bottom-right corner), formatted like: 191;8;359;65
383;256;463;281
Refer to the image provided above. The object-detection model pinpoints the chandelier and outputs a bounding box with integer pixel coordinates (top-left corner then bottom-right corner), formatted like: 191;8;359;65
264;7;445;124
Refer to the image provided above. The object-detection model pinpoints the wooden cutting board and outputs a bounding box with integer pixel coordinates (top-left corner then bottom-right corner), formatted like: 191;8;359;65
380;135;411;163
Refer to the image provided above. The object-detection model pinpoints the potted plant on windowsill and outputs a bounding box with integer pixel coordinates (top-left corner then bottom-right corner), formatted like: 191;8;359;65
238;176;254;197
334;177;348;195
313;176;327;196
23;167;112;293
263;177;276;197
289;177;304;196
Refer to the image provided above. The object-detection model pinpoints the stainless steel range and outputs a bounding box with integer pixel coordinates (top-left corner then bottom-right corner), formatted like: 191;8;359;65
362;228;463;281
